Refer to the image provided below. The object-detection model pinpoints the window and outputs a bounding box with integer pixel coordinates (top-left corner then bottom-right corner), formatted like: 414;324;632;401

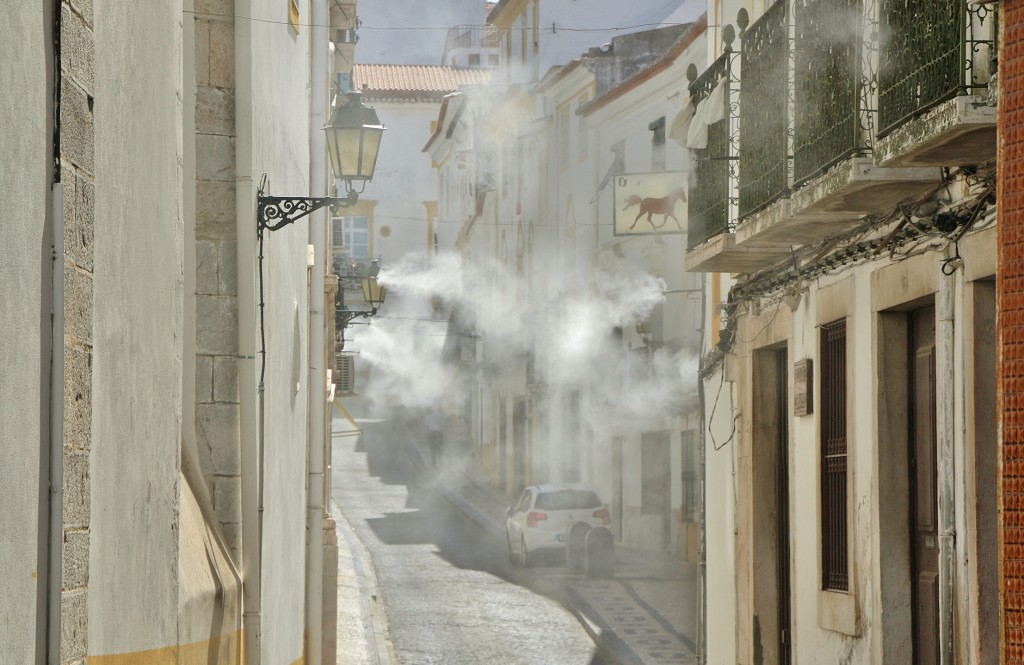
535;489;601;511
332;215;370;258
820;319;848;591
469;53;481;67
558;105;571;170
681;430;698;522
488;53;499;67
641;431;670;515
563;391;581;482
650;116;666;171
334;71;352;93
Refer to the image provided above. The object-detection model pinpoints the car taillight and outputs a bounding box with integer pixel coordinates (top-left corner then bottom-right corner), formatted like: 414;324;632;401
593;507;611;525
527;511;547;528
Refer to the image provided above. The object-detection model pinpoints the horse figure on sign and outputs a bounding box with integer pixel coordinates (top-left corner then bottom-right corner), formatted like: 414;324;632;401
622;187;686;231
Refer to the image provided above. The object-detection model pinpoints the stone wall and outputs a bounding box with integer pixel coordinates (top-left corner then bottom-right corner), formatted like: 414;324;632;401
193;0;242;563
60;0;96;661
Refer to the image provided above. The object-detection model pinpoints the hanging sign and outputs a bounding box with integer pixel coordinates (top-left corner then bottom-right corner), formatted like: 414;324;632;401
613;171;687;236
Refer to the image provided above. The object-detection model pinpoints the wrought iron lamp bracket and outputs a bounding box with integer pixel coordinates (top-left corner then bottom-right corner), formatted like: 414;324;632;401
257;190;358;233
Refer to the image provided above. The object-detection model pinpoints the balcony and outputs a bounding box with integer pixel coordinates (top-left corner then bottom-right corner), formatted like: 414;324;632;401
733;2;807;252
737;0;788;222
684;49;791;273
442;24;500;68
874;1;997;167
733;0;938;252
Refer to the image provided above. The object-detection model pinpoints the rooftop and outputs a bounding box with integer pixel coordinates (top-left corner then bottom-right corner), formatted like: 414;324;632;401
353;64;492;102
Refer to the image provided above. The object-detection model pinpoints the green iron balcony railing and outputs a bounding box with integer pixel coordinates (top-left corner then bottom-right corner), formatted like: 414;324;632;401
793;0;866;186
687;51;735;251
878;0;996;138
738;0;789;219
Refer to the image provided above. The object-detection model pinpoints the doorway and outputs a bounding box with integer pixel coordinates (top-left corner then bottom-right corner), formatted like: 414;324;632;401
613;436;624;541
499;400;508;493
909;306;938;665
641;431;672;551
751;345;791;665
512;400;527;494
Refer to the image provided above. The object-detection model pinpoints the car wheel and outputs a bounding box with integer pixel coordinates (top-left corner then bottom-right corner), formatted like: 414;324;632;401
507;534;518;566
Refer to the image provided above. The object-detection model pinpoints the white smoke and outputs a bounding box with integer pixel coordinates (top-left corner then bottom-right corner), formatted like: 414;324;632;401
349;249;698;433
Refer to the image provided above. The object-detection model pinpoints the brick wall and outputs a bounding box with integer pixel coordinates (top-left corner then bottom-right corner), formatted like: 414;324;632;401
59;1;94;663
1001;2;1024;663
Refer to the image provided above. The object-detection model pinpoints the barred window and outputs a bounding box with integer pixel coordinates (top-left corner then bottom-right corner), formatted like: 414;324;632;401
820;319;848;591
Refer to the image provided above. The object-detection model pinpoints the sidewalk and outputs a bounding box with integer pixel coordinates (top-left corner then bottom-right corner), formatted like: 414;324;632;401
404;440;702;665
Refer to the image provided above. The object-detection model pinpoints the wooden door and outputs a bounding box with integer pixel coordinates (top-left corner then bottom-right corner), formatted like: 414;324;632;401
910;306;939;665
775;348;792;665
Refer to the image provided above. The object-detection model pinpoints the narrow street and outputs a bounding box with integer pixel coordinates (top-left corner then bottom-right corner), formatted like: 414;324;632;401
331;414;614;665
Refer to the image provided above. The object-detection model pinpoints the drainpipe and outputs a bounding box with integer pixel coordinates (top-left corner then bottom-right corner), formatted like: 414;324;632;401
45;1;64;661
306;0;329;662
696;276;707;665
937;259;956;665
235;0;262;662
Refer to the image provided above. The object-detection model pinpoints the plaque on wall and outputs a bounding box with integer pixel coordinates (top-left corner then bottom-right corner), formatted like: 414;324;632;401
794;358;812;417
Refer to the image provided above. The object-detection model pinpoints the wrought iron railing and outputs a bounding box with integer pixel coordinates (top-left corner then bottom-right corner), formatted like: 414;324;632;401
442;24;499;62
739;0;789;219
793;0;867;185
687;53;734;250
877;1;996;137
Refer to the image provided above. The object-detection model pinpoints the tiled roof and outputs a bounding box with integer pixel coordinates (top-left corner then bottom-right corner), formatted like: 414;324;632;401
353;64;492;101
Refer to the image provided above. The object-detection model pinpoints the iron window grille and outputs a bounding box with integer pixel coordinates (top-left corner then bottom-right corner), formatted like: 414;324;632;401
820;318;849;592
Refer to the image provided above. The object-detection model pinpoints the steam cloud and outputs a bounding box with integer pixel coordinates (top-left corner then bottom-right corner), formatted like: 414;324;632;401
349;249;698;437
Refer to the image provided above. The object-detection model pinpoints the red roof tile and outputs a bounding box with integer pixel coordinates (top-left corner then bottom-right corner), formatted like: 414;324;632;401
353;64;492;102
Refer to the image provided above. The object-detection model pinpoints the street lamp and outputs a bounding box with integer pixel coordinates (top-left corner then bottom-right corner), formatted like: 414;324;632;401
334;258;387;348
634;316;652;347
257;90;385;232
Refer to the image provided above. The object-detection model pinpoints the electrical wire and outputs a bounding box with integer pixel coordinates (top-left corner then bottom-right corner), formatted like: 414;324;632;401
734;300;783;345
182;10;687;34
708;370;736;451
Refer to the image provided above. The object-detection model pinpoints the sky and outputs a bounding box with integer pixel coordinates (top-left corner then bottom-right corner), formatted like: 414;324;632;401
354;0;706;67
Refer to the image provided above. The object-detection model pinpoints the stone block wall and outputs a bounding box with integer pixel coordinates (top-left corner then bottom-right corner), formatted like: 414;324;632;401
60;1;94;662
193;2;242;564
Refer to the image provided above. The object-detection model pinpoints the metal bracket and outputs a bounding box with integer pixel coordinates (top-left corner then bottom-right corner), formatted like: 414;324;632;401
257;190;358;233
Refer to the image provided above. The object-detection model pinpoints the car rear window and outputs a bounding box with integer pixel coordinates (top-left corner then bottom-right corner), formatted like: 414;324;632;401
535;490;601;511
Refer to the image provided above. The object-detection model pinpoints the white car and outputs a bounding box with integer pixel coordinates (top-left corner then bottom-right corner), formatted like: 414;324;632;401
505;484;611;567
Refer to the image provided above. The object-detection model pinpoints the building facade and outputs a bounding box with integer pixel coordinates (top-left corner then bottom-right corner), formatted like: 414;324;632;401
427;6;709;556
686;1;999;664
1;1;346;662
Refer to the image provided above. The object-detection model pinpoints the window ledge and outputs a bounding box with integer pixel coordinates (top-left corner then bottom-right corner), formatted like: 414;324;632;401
817;589;859;636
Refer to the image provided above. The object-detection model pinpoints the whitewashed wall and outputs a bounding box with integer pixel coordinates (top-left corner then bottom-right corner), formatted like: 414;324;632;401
248;0;314;660
89;0;186;655
0;2;49;660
